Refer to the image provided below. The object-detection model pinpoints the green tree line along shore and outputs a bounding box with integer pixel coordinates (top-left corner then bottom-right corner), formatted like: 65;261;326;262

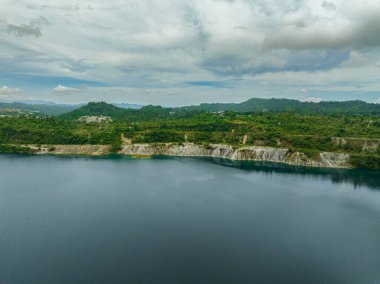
1;100;380;169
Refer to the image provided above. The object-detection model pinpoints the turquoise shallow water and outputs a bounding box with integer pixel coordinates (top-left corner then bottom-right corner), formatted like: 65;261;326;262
1;155;380;284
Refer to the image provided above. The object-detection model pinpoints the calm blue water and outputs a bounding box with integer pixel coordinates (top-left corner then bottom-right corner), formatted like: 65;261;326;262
1;155;380;284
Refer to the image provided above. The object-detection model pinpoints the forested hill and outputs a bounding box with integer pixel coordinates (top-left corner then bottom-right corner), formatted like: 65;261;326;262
180;98;380;115
59;102;125;119
59;102;191;121
59;99;380;121
4;98;379;118
0;101;144;117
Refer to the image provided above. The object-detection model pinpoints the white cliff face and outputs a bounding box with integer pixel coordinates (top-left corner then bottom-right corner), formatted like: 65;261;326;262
24;143;351;168
119;143;351;169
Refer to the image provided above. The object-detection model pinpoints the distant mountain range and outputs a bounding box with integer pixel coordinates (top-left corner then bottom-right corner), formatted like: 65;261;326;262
0;102;79;116
1;98;380;118
0;100;71;105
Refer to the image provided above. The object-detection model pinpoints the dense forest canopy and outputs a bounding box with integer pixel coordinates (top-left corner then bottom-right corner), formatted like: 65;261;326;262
57;99;380;120
181;98;380;114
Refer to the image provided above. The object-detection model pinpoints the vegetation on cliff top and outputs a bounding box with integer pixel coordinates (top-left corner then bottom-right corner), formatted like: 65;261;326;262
1;101;380;169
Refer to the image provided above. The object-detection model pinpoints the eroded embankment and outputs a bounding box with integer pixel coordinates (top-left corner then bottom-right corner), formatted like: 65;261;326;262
20;143;351;168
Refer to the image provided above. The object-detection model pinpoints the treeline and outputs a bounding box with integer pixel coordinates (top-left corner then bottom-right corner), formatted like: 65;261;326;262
59;102;195;122
59;100;380;123
0;116;120;146
181;98;380;115
3;99;380;119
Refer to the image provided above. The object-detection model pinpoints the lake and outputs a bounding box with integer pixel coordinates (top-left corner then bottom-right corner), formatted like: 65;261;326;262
1;155;380;284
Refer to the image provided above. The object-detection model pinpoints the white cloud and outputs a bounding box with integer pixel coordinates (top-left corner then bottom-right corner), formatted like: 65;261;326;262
263;0;380;50
0;85;21;94
303;97;322;103
1;0;380;104
52;85;79;93
376;98;380;104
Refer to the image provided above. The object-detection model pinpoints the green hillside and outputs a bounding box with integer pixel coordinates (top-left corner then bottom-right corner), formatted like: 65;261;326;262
59;102;193;121
181;98;380;115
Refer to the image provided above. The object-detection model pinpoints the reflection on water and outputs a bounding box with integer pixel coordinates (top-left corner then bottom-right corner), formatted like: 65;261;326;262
179;157;380;191
5;154;380;190
0;154;380;284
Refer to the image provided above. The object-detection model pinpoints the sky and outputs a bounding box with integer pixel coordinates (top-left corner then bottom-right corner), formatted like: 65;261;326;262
1;0;380;106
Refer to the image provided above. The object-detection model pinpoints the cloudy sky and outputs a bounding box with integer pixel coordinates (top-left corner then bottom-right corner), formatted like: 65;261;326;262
1;0;380;105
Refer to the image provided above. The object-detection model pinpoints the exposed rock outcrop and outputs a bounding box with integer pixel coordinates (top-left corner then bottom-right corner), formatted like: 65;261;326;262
119;143;351;168
78;116;112;123
21;143;351;168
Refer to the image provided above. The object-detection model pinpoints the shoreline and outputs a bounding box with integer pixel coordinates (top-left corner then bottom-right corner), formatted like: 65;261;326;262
5;143;352;169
